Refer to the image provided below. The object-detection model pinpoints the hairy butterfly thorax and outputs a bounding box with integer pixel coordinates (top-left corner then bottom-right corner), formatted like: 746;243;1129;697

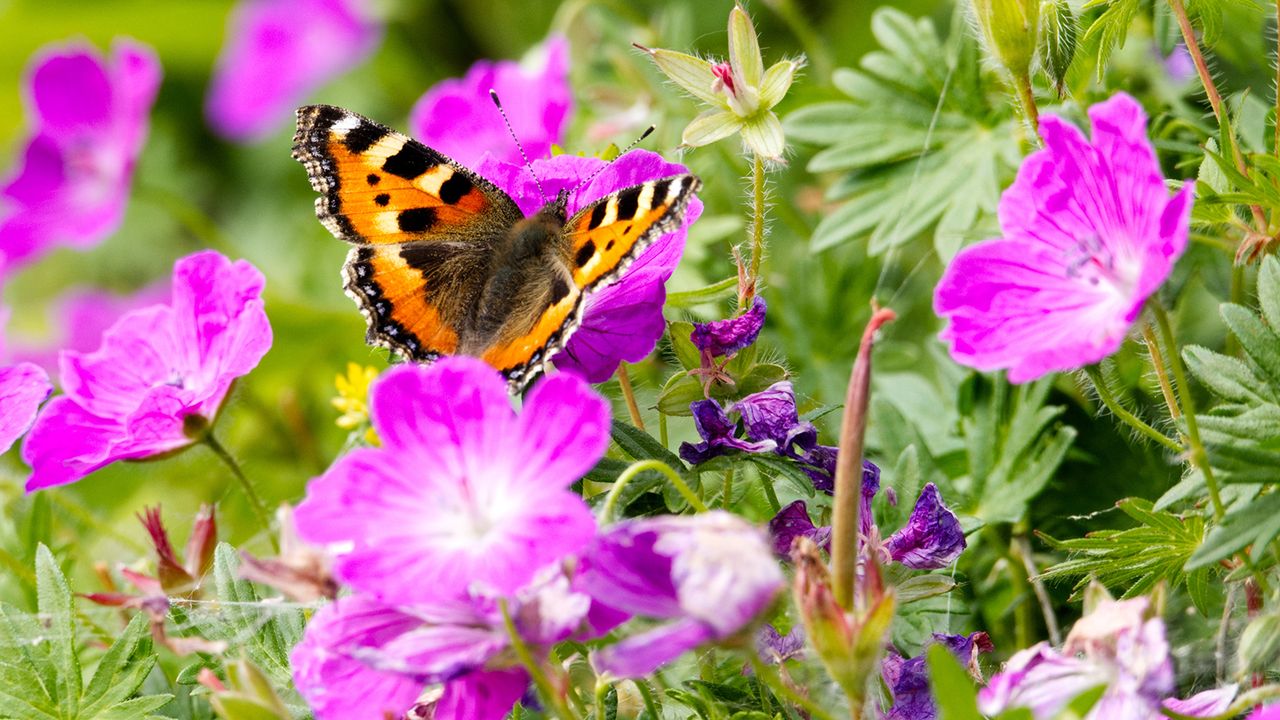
291;105;700;391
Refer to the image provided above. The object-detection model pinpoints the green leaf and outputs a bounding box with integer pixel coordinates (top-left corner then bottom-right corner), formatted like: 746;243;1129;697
783;7;1020;256
1039;499;1213;614
1080;0;1142;76
656;364;788;416
0;546;168;720
1039;0;1078;94
1187;492;1280;568
611;421;685;470
925;645;983;720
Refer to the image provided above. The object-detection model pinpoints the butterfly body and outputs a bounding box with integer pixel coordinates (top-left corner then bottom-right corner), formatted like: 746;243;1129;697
292;105;700;390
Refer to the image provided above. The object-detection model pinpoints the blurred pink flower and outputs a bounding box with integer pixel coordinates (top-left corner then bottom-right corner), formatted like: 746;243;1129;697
206;0;382;141
294;357;607;606
22;251;272;491
410;36;571;168
475;150;701;382
0;39;161;276
6;283;169;376
933;93;1193;382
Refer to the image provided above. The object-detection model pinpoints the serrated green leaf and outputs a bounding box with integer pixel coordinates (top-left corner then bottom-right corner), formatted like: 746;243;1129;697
1081;0;1142;77
36;545;81;717
1187;492;1280;568
91;694;174;720
611;421;685;469
1039;499;1211;611
668;321;701;371
81;614;158;715
1039;0;1078;94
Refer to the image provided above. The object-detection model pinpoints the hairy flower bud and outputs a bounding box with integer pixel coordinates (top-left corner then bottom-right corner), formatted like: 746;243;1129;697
971;0;1040;78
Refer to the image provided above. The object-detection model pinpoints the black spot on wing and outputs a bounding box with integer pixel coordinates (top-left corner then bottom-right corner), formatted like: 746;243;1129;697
383;142;441;180
550;277;571;305
343;121;389;153
367;173;381;185
575;240;596;268
374;193;390;206
588;201;608;230
439;173;472;205
398;207;438;233
652;178;670;204
616;186;642;221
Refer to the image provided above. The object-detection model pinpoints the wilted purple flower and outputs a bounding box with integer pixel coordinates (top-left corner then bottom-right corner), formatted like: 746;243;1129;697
0;363;51;454
206;0;381;141
475;150;702;382
0;39;160;275
881;632;993;720
295;357;607;605
979;597;1176;719
410;36;571;168
883;483;966;569
22;251;271;491
691;296;767;358
680;398;777;464
934;93;1193;383
767;499;830;557
577;511;784;678
769;482;964;571
735;378;817;451
293;571;589;720
5;283;169;375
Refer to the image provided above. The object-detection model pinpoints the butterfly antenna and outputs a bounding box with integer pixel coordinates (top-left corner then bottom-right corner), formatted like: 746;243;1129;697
490;89;548;205
569;125;656;196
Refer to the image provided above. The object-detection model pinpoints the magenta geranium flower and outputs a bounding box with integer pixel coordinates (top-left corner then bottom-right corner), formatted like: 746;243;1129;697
577;511;784;678
474;150;702;382
206;0;382;141
410;36;571;168
933;93;1193;383
293;571;591;720
294;356;608;605
22;251;271;491
0;39;160;276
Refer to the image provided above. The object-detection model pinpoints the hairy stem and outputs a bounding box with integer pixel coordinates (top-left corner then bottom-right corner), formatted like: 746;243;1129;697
601;459;708;522
1149;303;1224;519
204;434;277;552
1012;71;1041;139
1141;324;1181;422
745;154;767;307
617;363;646;431
1082;366;1184;455
1014;532;1061;645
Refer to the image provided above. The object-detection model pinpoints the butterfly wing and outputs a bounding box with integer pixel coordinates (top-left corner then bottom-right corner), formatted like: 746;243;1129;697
475;174;702;388
564;174;701;291
293;105;523;361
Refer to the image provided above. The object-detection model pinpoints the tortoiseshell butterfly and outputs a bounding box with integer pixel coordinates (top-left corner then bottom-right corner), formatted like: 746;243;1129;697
292;105;700;391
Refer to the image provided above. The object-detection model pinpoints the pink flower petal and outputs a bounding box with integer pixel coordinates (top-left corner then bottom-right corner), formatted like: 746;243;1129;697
0;363;51;454
29;47;114;135
593;617;716;679
436;669;529;720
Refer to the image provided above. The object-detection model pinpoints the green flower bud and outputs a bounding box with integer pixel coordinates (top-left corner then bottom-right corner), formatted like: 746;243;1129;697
971;0;1040;78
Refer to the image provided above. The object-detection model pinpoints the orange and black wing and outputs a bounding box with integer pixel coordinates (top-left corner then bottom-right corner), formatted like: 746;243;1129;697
476;174;702;389
564;174;701;291
293;105;521;362
292;105;522;246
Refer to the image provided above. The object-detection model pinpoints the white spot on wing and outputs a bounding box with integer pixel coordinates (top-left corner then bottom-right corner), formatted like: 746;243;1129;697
331;114;361;134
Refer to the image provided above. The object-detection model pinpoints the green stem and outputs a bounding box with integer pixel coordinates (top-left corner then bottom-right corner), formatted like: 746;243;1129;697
1082;366;1184;455
659;413;669;449
722;467;735;509
1012;71;1041;140
204;434;277;552
745;154;767;306
1141;324;1181;422
758;472;782;514
747;655;837;720
600;459;708;522
616;363;646;431
636;681;661;720
500;599;575;720
1149;303;1224;519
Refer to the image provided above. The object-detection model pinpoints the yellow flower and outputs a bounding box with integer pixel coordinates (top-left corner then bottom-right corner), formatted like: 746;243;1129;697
332;363;381;445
